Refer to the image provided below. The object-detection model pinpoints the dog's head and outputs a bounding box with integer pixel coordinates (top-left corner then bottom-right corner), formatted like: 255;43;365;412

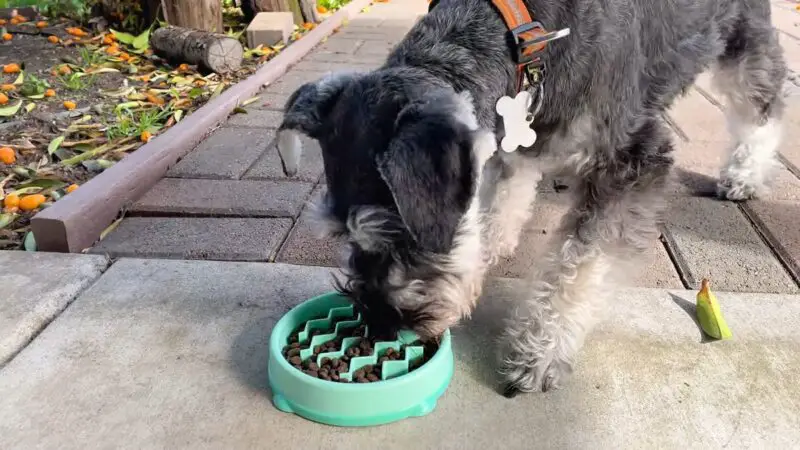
277;71;495;340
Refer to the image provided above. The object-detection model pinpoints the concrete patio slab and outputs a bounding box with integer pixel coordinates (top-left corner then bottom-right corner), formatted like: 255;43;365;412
0;251;109;366
130;178;314;218
90;217;292;261
1;259;799;449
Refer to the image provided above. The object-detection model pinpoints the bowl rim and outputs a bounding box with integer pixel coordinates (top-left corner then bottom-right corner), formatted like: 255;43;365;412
269;291;452;391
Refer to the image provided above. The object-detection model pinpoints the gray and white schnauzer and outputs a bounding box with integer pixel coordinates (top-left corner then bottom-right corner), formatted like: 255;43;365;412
275;0;786;396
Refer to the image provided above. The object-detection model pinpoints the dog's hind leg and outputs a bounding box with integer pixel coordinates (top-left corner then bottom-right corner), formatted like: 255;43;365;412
714;11;787;201
480;151;542;266
500;119;673;395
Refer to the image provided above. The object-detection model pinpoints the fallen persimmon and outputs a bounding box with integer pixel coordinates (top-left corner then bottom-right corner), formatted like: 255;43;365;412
3;63;21;74
0;146;16;164
0;93;8;105
19;194;46;211
48;35;60;44
66;184;79;193
1;84;15;91
45;89;56;97
3;192;20;208
2;33;12;41
63;100;77;110
141;131;152;142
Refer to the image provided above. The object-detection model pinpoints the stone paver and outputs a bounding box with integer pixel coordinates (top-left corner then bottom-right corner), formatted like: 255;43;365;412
225;109;283;128
744;200;800;282
91;217;292;261
167;127;274;180
663;197;798;293
2;259;800;449
243;134;324;183
263;69;334;95
131;178;313;217
0;252;109;367
275;186;342;267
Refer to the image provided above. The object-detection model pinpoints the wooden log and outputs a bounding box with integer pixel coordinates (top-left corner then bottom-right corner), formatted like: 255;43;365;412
161;0;223;32
150;26;244;74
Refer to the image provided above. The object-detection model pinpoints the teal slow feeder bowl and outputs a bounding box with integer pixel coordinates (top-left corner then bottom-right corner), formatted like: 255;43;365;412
268;292;454;427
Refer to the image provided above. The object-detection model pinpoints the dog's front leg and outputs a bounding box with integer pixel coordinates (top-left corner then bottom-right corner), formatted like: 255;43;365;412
499;161;668;395
480;151;542;265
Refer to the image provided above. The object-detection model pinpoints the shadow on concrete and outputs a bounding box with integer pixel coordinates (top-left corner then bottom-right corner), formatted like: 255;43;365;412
230;314;278;395
453;278;528;395
668;292;714;344
673;168;719;197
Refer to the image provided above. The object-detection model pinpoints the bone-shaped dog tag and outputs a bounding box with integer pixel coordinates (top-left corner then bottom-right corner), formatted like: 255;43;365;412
496;91;537;153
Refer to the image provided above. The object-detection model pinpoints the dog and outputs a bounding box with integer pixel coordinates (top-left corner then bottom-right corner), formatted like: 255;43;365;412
275;0;786;396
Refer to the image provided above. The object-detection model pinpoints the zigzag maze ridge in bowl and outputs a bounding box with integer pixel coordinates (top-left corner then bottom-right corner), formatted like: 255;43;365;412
282;305;438;383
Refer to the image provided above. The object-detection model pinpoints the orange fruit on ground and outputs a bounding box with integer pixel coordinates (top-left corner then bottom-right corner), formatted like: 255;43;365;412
0;84;14;91
58;65;72;75
48;35;60;44
0;146;16;164
105;45;120;55
45;88;56;97
140;131;152;142
66;184;79;193
19;194;46;211
37;21;48;28
302;22;315;30
0;19;6;25
15;15;28;23
0;93;8;105
3;192;20;208
63;101;77;110
178;63;189;72
3;63;21;73
119;52;130;61
3;206;19;214
2;33;12;41
317;5;328;13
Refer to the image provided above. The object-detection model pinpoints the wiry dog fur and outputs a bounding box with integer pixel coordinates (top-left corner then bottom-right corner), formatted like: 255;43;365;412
276;0;786;395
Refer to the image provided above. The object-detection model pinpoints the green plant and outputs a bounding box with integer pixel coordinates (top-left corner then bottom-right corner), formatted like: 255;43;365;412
78;47;105;68
0;0;91;20
58;73;94;91
19;74;50;98
106;106;172;140
318;0;350;11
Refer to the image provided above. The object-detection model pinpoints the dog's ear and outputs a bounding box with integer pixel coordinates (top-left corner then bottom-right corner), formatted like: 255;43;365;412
376;98;478;253
276;72;359;176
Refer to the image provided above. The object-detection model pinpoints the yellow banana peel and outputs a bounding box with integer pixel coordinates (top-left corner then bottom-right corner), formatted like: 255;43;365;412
696;278;732;340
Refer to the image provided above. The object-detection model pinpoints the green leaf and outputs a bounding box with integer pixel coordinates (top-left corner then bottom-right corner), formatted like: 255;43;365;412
0;101;23;117
23;231;37;252
100;86;135;98
83;67;120;75
10;187;43;195
188;87;204;99
82;159;115;172
25;94;45;99
132;28;151;51
232;106;247;114
173;110;183;122
210;83;225;99
25;102;35;113
13;72;24;85
0;213;17;230
100;217;123;240
48;136;66;155
12;167;36;178
241;95;260;107
110;29;136;45
16;178;67;190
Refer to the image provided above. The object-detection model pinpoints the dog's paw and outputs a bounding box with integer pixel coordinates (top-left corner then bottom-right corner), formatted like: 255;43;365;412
500;352;573;397
716;177;762;201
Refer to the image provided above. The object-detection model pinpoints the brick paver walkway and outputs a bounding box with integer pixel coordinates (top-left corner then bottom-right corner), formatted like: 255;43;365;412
92;0;800;294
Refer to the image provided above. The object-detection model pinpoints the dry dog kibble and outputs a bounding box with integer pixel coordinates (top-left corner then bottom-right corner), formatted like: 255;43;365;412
284;310;439;383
